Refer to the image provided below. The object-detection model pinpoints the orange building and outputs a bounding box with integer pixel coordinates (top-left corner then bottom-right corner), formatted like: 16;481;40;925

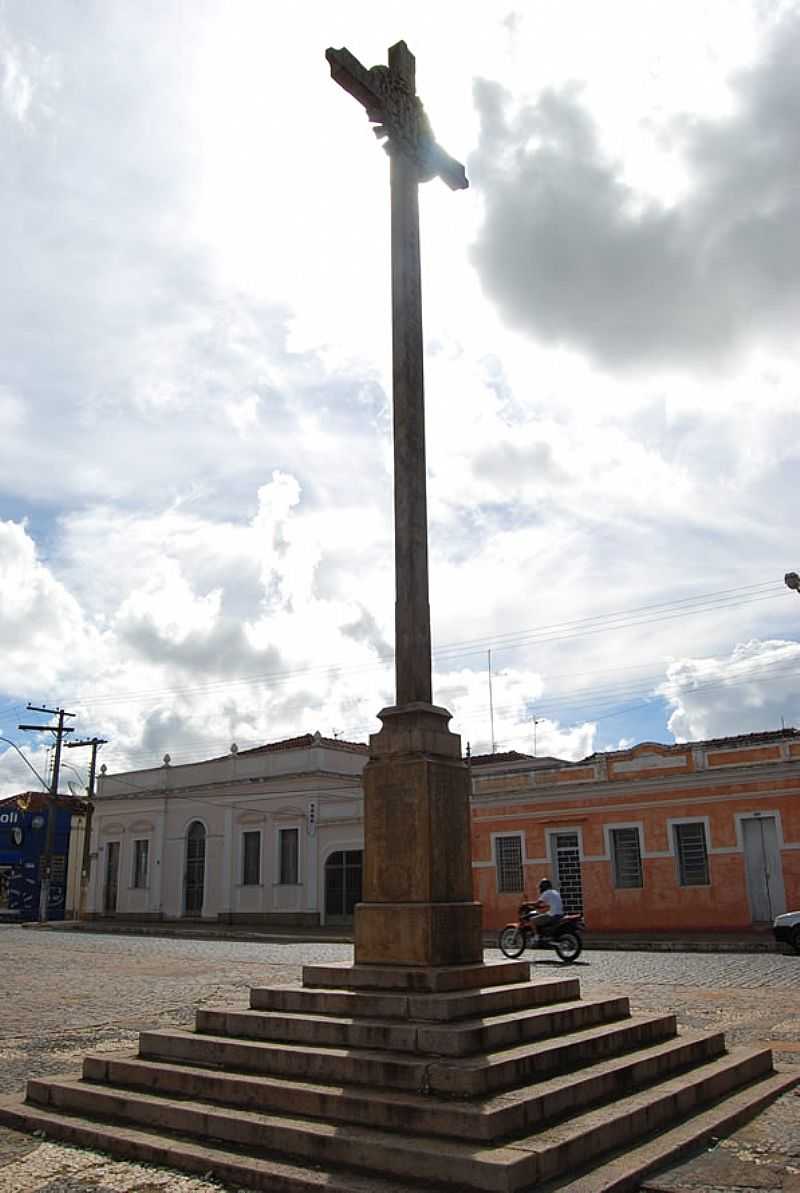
470;730;800;935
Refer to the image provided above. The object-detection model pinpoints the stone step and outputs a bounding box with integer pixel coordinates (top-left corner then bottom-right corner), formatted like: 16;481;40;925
4;1067;795;1193
538;1067;800;1192
301;958;530;993
139;1012;677;1096
438;1013;680;1097
517;1045;775;1187
20;1046;778;1191
250;975;580;1022
0;1097;425;1193
139;1027;429;1091
81;1028;726;1143
23;1076;528;1191
196;994;631;1057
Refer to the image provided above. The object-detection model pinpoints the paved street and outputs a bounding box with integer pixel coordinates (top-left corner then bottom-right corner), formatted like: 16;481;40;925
0;926;798;1191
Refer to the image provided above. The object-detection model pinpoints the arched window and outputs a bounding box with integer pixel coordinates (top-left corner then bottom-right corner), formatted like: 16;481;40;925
184;821;206;915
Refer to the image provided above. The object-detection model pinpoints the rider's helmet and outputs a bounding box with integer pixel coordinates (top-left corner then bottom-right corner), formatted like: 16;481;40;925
538;877;552;893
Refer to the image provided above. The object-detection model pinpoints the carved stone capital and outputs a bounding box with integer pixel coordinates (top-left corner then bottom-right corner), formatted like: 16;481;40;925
368;66;437;180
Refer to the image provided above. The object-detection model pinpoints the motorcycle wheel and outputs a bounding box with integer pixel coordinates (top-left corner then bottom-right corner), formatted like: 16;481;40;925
553;931;582;963
498;925;526;958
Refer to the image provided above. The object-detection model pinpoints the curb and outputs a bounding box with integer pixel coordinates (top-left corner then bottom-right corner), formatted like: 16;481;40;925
18;920;790;955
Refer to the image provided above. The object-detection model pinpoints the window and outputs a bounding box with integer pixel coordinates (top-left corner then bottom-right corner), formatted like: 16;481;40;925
279;827;299;885
242;831;261;886
495;835;524;893
610;827;643;889
674;822;710;886
132;839;149;889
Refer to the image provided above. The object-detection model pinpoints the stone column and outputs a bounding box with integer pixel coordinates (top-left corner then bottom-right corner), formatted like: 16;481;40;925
354;703;482;967
328;40;482;970
390;141;432;709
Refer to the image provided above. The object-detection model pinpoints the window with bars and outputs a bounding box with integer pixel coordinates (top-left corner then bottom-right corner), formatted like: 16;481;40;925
495;835;524;893
553;832;584;914
610;827;643;889
242;831;261;886
132;839;149;889
673;822;710;886
279;827;299;885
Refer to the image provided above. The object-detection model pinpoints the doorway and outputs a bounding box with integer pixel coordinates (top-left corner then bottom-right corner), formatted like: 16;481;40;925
104;841;120;913
325;850;363;921
741;815;785;923
550;831;584;914
184;821;206;915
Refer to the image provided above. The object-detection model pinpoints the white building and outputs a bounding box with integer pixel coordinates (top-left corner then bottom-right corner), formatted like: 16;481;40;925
87;733;367;927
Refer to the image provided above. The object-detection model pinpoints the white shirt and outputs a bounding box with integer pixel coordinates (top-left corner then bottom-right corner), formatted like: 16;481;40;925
539;889;563;915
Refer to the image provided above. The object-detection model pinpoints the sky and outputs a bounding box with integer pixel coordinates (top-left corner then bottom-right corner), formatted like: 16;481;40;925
3;0;800;795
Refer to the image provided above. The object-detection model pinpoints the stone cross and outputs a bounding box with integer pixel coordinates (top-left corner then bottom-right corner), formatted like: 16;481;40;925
326;41;468;708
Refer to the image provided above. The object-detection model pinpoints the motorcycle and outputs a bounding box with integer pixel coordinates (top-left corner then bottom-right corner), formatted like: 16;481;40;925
498;901;584;963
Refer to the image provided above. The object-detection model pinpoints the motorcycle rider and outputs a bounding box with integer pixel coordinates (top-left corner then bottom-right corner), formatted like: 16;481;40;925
528;877;564;941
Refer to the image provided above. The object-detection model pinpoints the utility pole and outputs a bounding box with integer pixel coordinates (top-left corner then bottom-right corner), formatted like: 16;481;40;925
65;736;107;919
488;649;496;753
18;704;76;921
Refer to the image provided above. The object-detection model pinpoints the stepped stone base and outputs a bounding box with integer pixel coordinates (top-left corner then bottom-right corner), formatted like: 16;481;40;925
0;958;797;1192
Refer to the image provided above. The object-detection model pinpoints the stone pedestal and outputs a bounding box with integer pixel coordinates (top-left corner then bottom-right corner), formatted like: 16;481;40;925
354;702;483;967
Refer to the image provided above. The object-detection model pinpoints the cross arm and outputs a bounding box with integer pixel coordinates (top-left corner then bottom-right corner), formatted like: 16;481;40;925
326;43;468;192
423;142;468;191
326;47;384;118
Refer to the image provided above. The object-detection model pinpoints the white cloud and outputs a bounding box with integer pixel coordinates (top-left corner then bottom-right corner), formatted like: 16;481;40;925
2;3;800;798
0;521;102;694
470;13;800;369
660;639;800;741
436;664;596;761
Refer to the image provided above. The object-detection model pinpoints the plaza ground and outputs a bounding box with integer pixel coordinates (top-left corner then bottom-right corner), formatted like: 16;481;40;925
0;926;797;1192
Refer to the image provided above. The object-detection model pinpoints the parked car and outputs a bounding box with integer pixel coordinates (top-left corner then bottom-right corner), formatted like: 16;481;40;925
773;910;800;953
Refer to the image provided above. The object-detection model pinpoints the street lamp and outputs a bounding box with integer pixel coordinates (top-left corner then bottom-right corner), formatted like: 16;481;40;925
0;737;49;790
785;572;800;593
59;760;87;794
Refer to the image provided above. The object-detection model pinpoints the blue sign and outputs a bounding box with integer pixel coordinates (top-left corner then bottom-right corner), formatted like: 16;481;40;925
0;802;75;921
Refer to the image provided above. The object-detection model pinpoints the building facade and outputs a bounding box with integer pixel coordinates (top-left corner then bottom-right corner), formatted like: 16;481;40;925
0;792;86;921
88;727;800;935
87;734;367;925
471;731;800;934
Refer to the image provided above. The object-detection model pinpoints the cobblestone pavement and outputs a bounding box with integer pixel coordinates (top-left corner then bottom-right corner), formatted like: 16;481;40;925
0;927;798;1191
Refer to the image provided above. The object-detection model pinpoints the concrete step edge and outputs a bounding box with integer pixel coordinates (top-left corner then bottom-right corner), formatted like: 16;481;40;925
474;1030;728;1122
21;1078;528;1191
22;1048;779;1191
511;1046;776;1184
251;977;576;1000
536;1067;800;1193
81;1029;727;1142
530;1046;775;1143
301;959;531;993
248;977;582;1020
136;1013;679;1095
196;996;634;1058
433;1014;680;1094
139;1027;424;1067
207;994;628;1032
0;1096;423;1193
11;1051;783;1193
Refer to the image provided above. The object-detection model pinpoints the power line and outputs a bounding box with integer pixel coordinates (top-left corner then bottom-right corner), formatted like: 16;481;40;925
93;651;800;774
29;580;786;718
431;580;780;655
1;578;793;776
